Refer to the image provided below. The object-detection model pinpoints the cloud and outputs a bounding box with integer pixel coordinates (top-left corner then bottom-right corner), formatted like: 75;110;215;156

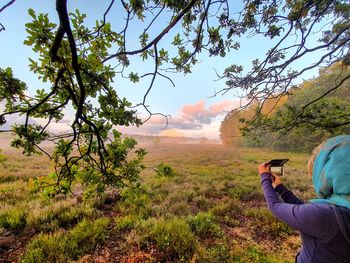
175;99;238;127
0;101;71;132
165;117;203;130
209;100;238;115
145;115;203;130
57;119;71;124
0;99;238;139
31;118;71;132
181;100;209;122
117;99;238;139
0;113;35;130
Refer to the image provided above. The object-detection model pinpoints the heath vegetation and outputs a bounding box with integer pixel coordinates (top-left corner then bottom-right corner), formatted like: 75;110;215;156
0;142;312;262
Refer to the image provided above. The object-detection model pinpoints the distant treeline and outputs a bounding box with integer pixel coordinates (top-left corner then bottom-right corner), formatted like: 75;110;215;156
220;63;350;153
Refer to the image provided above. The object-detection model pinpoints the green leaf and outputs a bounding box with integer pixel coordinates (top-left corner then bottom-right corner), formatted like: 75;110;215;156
129;72;140;83
28;8;36;19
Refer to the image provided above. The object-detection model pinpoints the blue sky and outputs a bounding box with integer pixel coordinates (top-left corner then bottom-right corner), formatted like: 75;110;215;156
0;1;321;139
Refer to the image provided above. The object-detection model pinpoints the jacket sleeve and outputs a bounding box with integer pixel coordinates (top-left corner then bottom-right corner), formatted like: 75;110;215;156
260;173;338;241
274;184;304;205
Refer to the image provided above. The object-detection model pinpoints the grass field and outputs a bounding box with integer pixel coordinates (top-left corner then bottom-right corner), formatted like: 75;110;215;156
0;141;314;262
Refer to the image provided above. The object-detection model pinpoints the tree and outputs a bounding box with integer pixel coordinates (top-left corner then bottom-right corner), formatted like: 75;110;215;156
219;94;287;147
0;0;349;192
219;112;240;146
236;64;350;152
219;109;245;146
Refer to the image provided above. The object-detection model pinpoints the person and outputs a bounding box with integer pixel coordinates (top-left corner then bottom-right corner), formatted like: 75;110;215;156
258;135;350;263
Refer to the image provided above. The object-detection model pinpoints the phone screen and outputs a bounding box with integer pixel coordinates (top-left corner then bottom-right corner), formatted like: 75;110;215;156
270;166;284;175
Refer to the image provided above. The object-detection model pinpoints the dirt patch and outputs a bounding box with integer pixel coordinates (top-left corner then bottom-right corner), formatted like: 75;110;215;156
0;228;36;263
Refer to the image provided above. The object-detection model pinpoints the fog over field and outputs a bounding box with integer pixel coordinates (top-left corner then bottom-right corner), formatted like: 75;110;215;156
0;132;221;151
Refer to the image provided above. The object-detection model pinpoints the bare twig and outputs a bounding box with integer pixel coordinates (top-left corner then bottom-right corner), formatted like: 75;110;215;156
92;0;115;36
0;0;15;13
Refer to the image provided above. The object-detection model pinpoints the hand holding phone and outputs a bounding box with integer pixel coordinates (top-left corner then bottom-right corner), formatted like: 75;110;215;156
270;173;282;188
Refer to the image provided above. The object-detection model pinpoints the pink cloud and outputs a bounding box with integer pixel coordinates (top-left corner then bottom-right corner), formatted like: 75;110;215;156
181;100;207;114
180;100;210;123
177;99;238;124
146;115;166;124
209;100;238;115
138;99;238;129
116;99;239;138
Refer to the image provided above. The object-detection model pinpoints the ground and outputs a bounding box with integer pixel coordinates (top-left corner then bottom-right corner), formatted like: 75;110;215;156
0;138;313;262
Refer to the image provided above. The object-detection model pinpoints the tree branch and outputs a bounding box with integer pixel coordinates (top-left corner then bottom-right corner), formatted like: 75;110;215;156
103;0;199;62
0;0;15;13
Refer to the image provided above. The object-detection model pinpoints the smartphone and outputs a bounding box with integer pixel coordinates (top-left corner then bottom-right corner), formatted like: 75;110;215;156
267;159;289;176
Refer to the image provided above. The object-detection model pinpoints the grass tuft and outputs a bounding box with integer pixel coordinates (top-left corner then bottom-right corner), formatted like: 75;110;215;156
21;217;109;263
188;212;223;238
245;207;293;237
138;217;195;261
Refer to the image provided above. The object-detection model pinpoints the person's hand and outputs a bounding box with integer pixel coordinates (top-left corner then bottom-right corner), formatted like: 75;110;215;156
258;162;271;175
270;173;282;188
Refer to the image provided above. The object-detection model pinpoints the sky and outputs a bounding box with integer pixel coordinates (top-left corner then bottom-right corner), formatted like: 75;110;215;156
0;1;322;140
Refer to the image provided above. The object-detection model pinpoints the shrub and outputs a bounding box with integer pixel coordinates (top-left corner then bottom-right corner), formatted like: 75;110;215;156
230;243;292;263
64;218;109;258
0;205;27;230
119;187;151;219
192;195;212;210
199;244;232;263
245;156;258;163
245;208;293;237
167;201;190;216
22;232;66;263
227;185;261;201
57;205;96;227
154;163;175;177
210;201;241;217
0;181;30;204
139;217;195;260
188;212;222;238
21;218;110;263
202;186;223;199
210;201;241;227
244;246;283;263
115;214;138;231
26;199;96;231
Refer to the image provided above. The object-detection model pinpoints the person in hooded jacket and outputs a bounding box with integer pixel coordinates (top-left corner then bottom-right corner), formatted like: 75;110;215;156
258;135;350;263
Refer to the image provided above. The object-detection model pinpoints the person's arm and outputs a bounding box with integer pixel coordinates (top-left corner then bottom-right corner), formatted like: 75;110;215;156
260;172;338;241
274;184;304;205
267;171;304;204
